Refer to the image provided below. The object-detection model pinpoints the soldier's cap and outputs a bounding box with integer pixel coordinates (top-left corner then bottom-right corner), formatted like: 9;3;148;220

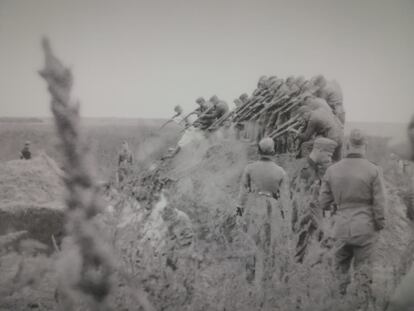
311;75;327;89
258;137;275;155
348;129;367;147
209;95;219;102
25;141;31;145
313;137;338;153
239;93;249;100
195;97;205;104
389;115;414;161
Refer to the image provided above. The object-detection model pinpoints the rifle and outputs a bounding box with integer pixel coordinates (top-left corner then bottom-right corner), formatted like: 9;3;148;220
159;112;181;130
181;105;216;132
269;114;301;138
234;95;262;120
237;102;265;122
207;110;235;131
178;108;199;125
264;93;305;130
249;94;289;121
233;88;271;120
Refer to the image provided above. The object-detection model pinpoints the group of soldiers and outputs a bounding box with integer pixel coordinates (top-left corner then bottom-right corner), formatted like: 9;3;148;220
231;74;345;157
163;95;230;132
163;74;345;162
235;130;386;309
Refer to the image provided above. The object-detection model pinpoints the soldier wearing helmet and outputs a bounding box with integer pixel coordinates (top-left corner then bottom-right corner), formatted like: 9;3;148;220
319;129;386;309
236;137;289;294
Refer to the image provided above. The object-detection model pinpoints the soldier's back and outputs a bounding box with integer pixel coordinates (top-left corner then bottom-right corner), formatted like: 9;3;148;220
245;159;286;194
325;156;379;205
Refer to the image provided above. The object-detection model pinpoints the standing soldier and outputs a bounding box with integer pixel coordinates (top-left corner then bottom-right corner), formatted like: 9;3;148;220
319;129;386;310
236;137;289;302
387;115;414;311
290;137;338;263
117;141;133;183
20;141;32;160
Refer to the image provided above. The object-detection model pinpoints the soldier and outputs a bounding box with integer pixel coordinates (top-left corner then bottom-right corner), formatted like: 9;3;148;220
310;74;328;96
239;93;249;104
319;129;386;310
195;97;211;115
117;141;133;183
236;137;289;299
297;104;344;161
387;115;414;311
20;141;32;160
319;80;346;124
202;95;229;129
290;137;338;263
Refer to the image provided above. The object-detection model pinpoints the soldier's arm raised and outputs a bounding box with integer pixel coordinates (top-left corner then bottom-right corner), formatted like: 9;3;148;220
318;170;334;211
372;167;386;230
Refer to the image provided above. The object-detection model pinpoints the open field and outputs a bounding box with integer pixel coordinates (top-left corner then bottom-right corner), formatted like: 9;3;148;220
0;118;181;180
1;118;413;310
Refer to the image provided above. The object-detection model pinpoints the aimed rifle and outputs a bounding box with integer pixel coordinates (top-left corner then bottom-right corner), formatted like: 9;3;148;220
178;108;199;125
159;111;181;130
249;94;289;121
181;105;216;132
207;111;234;131
264;94;305;131
269;114;301;138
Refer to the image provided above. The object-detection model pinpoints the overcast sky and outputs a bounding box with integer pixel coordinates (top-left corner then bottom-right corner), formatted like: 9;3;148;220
0;0;413;122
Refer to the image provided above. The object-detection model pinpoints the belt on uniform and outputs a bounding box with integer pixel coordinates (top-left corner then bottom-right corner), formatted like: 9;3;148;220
257;191;274;198
340;199;372;206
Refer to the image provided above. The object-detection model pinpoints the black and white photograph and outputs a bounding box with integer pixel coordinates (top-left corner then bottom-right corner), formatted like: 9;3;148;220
0;0;413;310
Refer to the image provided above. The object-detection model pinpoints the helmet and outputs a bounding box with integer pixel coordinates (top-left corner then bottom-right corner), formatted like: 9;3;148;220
174;105;183;114
258;137;275;155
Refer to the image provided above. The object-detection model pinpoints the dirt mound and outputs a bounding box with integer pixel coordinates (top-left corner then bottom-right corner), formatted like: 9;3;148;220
0;154;65;248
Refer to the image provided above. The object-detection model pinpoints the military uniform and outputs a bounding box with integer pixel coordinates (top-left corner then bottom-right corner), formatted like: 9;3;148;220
199;100;229;130
319;80;345;124
299;107;344;161
290;156;324;262
387;115;414;311
319;136;386;307
290;138;337;262
20;147;31;160
237;138;289;299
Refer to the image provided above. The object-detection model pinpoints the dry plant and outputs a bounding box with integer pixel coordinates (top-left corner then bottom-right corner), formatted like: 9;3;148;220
38;37;155;311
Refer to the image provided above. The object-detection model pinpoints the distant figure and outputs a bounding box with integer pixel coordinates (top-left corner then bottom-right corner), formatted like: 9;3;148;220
20;141;32;160
118;141;133;183
319;129;386;310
